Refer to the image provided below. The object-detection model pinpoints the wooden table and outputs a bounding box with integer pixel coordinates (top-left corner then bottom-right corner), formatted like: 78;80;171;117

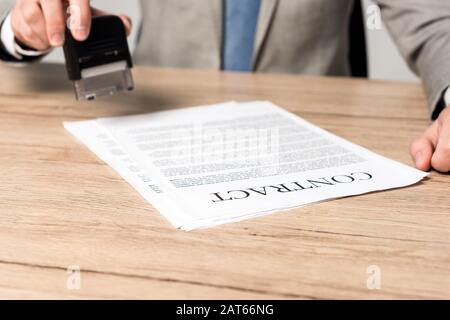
0;63;449;299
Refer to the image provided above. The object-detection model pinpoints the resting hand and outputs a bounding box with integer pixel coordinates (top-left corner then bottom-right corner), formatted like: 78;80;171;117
410;106;450;172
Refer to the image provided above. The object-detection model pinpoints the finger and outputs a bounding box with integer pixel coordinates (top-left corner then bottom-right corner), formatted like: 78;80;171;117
409;121;438;171
117;14;132;36
14;8;50;50
91;7;132;36
431;111;450;172
39;0;66;46
67;0;91;40
19;2;50;49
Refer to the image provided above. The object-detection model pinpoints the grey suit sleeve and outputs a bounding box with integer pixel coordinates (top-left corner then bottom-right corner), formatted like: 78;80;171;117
374;0;450;119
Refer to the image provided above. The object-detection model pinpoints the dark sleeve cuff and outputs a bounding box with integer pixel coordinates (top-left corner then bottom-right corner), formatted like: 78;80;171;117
431;89;448;120
0;19;44;64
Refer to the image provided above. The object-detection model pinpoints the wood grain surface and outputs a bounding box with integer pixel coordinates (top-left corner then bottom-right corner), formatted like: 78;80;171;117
0;63;449;299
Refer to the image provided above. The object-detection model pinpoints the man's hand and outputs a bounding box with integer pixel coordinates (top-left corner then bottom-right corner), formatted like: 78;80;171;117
410;106;450;173
10;0;132;51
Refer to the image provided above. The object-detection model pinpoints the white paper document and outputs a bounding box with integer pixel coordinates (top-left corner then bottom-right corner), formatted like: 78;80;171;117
64;101;428;230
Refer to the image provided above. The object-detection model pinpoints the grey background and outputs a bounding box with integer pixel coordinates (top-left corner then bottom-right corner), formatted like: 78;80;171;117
0;0;419;82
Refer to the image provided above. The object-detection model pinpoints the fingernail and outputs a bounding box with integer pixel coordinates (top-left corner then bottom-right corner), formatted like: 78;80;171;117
75;27;88;40
50;33;64;46
414;151;423;166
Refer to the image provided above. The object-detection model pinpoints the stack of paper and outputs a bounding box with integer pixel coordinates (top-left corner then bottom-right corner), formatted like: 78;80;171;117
65;101;428;230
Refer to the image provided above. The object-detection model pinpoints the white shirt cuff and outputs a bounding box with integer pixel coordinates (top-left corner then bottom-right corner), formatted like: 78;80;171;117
1;13;50;60
444;87;450;107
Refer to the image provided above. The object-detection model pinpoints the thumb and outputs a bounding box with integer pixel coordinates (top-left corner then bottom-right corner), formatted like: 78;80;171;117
409;122;438;171
91;7;132;36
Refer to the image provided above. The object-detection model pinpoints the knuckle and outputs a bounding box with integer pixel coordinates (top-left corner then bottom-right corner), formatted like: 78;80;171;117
21;26;34;40
432;148;450;172
431;159;450;173
47;21;65;33
52;13;65;24
409;138;423;153
441;145;450;157
22;6;39;23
